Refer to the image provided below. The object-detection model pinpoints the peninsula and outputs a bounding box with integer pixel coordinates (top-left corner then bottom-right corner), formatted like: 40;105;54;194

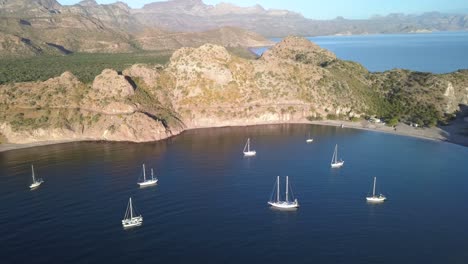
1;36;467;151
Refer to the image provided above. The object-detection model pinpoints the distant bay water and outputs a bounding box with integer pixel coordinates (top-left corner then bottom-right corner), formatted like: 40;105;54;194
251;31;468;73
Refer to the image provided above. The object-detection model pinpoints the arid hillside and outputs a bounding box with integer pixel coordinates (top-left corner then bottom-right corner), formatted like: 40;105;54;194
1;37;467;144
0;0;272;57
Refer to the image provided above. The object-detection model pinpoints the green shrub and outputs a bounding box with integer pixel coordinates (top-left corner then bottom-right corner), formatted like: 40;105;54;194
306;115;323;121
386;117;399;127
0;52;171;84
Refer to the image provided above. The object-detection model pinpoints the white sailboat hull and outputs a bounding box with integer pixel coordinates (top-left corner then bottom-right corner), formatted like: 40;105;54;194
29;179;44;189
331;161;344;168
366;195;386;202
268;200;299;209
306;139;314;143
137;179;158;187
122;216;143;228
243;150;256;156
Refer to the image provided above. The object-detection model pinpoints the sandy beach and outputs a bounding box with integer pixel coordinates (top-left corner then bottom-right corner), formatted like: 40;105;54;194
1;119;467;153
0;140;88;153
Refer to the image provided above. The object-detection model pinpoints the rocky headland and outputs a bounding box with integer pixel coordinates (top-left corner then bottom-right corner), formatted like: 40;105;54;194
1;36;467;150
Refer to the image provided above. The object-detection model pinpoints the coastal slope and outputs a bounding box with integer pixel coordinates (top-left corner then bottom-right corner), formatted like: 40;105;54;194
0;37;467;146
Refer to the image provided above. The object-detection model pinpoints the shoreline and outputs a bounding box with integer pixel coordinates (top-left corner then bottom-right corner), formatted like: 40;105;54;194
1;119;466;153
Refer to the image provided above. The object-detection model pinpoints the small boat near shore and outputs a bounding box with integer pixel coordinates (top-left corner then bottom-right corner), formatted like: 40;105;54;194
330;144;344;168
306;132;314;143
243;138;256;156
268;176;299;209
122;197;143;228
29;165;44;189
137;164;158;187
366;177;387;203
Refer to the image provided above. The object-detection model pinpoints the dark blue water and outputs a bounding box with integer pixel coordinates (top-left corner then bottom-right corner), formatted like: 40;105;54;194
1;124;468;263
252;31;468;73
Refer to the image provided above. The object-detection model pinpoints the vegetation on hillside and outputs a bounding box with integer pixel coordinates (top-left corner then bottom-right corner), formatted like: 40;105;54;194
369;70;462;127
0;51;172;84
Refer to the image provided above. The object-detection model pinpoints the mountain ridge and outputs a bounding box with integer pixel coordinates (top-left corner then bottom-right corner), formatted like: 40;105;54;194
0;0;273;57
130;0;468;37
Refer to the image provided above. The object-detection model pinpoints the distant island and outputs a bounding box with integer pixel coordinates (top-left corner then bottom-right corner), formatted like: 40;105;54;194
1;36;467;150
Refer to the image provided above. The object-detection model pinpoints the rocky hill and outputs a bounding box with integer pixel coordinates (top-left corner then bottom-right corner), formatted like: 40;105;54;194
1;37;467;144
0;0;272;57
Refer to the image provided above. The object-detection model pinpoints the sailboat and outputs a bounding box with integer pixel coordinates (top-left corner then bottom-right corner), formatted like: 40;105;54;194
137;164;158;187
268;176;299;209
306;132;314;143
29;164;44;189
366;177;386;202
122;197;143;228
243;138;256;156
330;144;344;168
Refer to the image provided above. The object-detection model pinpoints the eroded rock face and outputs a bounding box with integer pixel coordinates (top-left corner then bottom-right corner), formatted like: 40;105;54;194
0;66;180;145
45;71;81;87
123;64;161;88
0;112;179;144
261;36;336;65
92;69;135;97
169;44;234;86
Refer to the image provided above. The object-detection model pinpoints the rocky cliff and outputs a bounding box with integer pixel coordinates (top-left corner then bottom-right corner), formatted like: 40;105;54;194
0;37;467;144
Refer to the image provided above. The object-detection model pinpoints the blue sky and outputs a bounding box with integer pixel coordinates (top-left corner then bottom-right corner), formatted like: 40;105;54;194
58;0;468;19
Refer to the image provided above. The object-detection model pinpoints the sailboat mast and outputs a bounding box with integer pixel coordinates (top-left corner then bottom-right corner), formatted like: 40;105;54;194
129;198;133;218
31;165;35;182
373;177;376;196
335;145;338;163
151;168;154;180
143;164;146;181
247;138;250;152
286;176;289;203
277;176;280;202
331;145;336;164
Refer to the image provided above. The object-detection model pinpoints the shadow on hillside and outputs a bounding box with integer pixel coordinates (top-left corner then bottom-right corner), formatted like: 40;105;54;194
438;104;468;147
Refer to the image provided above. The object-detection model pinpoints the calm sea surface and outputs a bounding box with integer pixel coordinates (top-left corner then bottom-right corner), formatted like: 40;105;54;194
251;31;468;73
1;124;468;263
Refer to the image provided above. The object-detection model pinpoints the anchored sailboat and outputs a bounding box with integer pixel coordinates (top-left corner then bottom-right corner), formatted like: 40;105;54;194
29;164;44;189
122;197;143;228
268;176;299;209
137;164;158;187
330;144;344;168
366;177;386;202
243;138;256;156
306;132;314;143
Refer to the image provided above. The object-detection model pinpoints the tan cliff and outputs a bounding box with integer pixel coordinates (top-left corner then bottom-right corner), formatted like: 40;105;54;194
0;70;180;144
0;37;467;145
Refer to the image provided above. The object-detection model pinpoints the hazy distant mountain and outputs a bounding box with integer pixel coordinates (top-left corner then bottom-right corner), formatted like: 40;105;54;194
0;0;272;57
131;0;468;37
1;0;467;57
